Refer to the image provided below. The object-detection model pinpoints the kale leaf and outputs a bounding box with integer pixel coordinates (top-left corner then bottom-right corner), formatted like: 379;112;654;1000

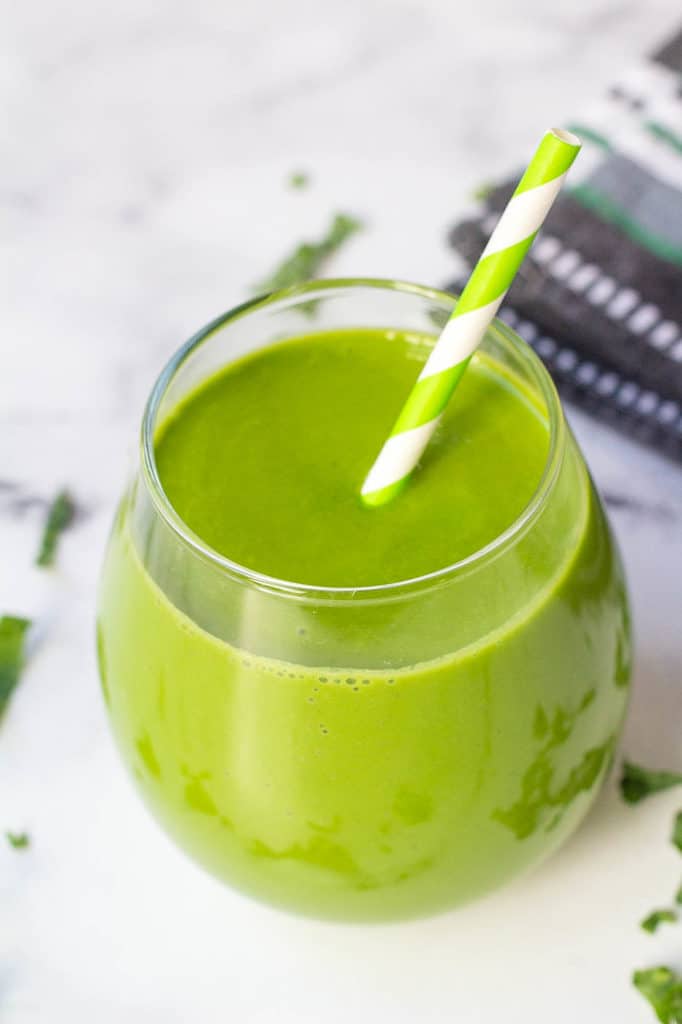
620;761;682;805
36;489;76;567
0;616;31;719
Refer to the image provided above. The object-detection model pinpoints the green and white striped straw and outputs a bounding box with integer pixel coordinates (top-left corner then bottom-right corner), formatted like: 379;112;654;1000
361;128;581;508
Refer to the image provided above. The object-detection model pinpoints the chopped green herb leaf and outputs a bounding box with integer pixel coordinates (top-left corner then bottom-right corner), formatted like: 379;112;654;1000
6;831;30;850
633;966;682;1023
0;616;31;719
36;489;76;567
288;171;309;190
641;909;678;934
675;881;682;906
620;761;682;805
673;812;682;853
472;182;495;201
254;212;363;294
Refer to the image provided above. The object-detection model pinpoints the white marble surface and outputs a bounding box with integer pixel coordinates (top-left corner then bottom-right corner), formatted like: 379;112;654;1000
2;1;682;1020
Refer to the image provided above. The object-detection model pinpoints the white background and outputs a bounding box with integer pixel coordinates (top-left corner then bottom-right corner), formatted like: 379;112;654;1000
2;1;682;1020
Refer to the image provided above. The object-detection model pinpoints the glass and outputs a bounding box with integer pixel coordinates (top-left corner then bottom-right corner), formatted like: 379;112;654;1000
97;279;631;921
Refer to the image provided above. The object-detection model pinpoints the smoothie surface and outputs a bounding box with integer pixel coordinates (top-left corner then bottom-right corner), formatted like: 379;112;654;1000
155;329;550;587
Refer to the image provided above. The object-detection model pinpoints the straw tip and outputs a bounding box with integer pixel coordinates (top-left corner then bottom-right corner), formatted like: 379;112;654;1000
548;127;581;149
360;477;407;508
360;488;390;509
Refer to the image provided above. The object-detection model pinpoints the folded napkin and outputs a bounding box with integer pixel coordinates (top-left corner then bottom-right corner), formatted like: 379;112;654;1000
447;28;682;462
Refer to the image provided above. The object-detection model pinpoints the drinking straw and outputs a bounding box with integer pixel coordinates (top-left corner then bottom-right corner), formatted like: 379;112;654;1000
360;128;581;508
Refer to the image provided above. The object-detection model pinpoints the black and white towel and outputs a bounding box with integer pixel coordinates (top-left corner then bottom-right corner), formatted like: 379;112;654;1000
447;28;682;462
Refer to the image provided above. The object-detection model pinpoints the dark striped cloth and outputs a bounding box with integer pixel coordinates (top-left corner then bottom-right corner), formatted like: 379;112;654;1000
447;27;682;462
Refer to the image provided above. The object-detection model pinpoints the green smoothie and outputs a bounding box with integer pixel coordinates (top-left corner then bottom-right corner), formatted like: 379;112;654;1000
155;329;549;586
98;324;630;920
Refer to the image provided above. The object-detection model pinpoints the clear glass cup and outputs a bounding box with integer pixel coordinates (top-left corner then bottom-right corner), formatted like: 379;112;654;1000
97;279;631;921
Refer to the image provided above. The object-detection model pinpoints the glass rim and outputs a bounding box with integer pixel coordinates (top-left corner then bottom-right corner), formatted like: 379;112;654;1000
140;277;566;600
